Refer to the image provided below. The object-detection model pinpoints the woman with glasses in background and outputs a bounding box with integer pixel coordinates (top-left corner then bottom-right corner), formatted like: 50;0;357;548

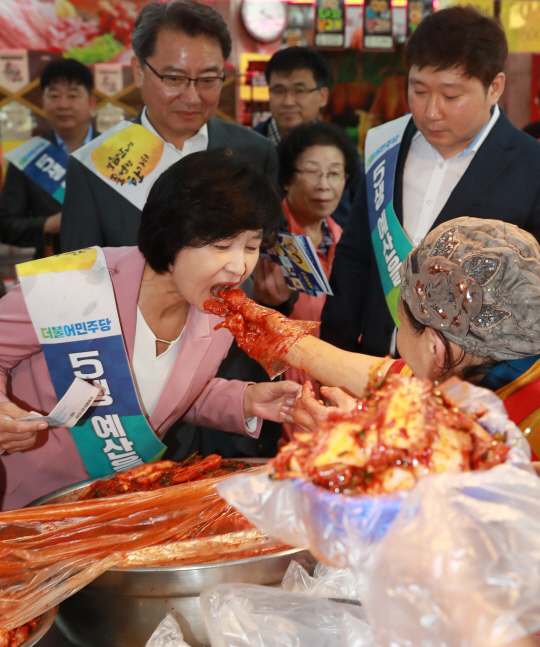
273;122;357;443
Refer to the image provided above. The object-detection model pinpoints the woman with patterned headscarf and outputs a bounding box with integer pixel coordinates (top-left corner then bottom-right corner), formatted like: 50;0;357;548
208;217;540;459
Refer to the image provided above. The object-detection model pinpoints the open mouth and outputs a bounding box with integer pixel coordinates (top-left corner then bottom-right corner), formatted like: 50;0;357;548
210;284;236;298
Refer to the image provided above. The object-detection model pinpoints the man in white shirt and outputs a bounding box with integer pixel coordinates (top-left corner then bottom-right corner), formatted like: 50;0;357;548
321;6;540;357
59;0;277;252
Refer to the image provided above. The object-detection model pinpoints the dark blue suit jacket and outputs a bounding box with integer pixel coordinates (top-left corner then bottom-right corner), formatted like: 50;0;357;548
321;110;540;357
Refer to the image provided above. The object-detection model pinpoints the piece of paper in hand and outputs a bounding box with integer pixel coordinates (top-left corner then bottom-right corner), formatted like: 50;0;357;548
19;377;102;427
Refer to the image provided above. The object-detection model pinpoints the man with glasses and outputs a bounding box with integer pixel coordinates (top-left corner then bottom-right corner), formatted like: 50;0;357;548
254;47;362;232
60;0;278;252
254;47;329;146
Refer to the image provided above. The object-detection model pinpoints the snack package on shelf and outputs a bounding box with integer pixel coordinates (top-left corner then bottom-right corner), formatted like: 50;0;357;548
0;462;274;631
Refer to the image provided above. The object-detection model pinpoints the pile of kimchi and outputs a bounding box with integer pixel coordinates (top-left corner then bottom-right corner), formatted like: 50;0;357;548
270;374;510;495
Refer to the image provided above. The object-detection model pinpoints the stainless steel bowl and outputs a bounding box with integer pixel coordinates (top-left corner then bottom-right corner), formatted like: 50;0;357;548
33;474;315;647
20;608;57;647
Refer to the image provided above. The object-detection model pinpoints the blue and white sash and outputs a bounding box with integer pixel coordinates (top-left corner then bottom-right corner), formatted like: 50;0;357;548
365;114;414;327
17;248;166;477
5;136;68;204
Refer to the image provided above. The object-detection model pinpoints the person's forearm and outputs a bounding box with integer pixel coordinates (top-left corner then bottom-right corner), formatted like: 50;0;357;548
285;335;392;397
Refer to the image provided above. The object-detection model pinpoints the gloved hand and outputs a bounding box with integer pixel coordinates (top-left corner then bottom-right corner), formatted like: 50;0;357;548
204;289;319;378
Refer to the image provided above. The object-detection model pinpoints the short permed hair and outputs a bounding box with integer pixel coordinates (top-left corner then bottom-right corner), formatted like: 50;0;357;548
132;0;232;62
406;6;508;90
278;122;358;190
264;47;330;87
138;149;282;273
40;59;93;95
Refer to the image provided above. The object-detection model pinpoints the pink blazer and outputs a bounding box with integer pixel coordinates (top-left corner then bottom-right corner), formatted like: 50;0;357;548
0;247;258;510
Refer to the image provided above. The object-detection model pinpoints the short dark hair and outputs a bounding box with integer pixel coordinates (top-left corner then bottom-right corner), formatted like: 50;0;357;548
264;47;330;87
138;149;282;273
40;59;93;94
278;122;358;190
132;0;232;63
406;6;508;90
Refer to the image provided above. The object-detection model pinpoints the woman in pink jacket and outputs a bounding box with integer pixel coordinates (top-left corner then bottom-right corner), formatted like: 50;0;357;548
0;150;299;510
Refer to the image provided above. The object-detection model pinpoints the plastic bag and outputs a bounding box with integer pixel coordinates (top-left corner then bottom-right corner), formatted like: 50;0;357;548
0;467;281;630
282;560;361;602
200;583;374;647
359;465;540;647
145;614;190;647
216;383;540;645
217;381;532;567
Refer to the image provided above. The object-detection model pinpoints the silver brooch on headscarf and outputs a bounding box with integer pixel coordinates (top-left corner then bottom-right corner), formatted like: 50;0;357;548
407;228;510;335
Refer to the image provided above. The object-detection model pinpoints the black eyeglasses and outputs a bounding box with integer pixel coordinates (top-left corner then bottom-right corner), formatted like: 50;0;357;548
143;59;225;94
269;86;321;98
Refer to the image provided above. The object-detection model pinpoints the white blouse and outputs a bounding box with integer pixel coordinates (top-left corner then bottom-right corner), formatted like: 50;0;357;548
132;306;184;416
132;307;258;432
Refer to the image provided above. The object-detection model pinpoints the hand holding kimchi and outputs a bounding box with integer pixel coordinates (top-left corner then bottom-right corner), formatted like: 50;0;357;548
270;373;510;495
204;289;319;378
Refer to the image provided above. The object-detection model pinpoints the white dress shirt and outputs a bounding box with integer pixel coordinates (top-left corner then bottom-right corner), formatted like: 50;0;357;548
402;105;500;246
141;107;209;155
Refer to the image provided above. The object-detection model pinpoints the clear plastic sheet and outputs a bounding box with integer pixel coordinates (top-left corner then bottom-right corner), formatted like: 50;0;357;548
0;468;272;630
145;614;190;647
119;530;289;568
200;583;373;647
359;465;540;647
282;560;361;602
217;382;531;567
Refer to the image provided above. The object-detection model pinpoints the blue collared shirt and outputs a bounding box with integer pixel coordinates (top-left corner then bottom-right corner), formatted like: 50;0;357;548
54;126;93;154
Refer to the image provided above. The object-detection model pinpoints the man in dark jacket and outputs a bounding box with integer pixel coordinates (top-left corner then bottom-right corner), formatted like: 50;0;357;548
321;6;540;358
59;0;277;253
254;47;360;230
0;59;96;258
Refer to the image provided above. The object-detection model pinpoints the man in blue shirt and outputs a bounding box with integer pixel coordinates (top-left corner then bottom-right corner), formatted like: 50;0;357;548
0;59;96;258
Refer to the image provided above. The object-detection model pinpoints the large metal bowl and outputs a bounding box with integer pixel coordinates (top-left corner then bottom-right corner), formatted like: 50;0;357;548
32;474;315;647
21;608;58;647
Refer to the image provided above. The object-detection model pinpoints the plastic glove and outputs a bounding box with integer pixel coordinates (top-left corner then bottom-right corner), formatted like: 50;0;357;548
204;289;319;378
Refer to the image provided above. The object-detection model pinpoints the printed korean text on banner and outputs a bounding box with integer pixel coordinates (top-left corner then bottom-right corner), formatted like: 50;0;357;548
72;122;180;211
5;136;68;204
365;114;413;327
315;0;346;48
17;248;166;478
